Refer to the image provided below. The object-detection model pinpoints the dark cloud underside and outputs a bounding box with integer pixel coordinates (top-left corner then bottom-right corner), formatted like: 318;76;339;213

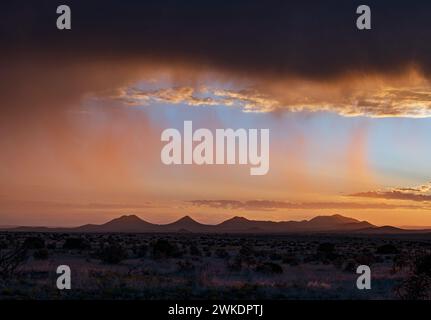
2;0;431;80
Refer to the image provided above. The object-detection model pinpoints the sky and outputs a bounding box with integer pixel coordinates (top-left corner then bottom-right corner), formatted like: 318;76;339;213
1;0;431;227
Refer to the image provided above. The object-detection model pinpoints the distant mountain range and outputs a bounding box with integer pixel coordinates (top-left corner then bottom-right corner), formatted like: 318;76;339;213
3;214;431;234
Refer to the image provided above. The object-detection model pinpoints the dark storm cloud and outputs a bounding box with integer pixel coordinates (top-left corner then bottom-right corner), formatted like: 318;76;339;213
1;0;431;79
2;0;431;121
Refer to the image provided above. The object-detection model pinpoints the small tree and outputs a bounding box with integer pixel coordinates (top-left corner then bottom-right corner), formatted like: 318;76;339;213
394;252;431;300
0;244;28;279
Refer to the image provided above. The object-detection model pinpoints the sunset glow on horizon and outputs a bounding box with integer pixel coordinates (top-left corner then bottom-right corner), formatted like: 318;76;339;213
2;1;431;228
2;70;431;228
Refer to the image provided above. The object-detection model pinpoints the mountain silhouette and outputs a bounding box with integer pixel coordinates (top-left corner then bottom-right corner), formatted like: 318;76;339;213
74;214;156;233
352;225;431;234
5;213;431;234
162;216;213;232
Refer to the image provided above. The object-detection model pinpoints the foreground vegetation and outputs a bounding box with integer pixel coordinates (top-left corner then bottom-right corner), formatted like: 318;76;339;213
0;232;430;299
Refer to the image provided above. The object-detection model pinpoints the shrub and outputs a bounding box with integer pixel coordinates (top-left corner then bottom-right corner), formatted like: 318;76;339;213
215;248;229;259
134;244;148;258
63;237;90;250
189;245;202;256
255;262;283;274
177;260;195;272
23;237;45;249
0;241;8;250
376;244;399;255
47;243;56;250
342;259;357;272
394;253;431;299
97;243;128;264
269;252;282;261
203;247;212;257
355;254;376;266
0;244;28;278
33;249;49;260
151;239;181;259
317;243;335;254
316;242;339;262
282;254;299;266
239;245;254;257
396;274;431;300
227;256;242;271
414;254;431;277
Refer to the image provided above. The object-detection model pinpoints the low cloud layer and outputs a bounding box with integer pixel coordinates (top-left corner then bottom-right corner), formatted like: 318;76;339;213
117;76;431;117
116;86;279;112
349;182;431;202
188;199;425;211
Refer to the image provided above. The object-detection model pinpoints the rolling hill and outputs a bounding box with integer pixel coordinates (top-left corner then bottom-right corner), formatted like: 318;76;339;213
4;213;431;234
2;213;407;234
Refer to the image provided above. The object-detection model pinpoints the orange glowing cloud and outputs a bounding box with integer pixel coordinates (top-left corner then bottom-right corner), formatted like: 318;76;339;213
113;67;431;118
